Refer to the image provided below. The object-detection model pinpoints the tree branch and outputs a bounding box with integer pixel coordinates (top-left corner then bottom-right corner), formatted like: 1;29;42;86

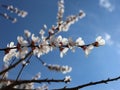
1;78;65;90
53;76;120;90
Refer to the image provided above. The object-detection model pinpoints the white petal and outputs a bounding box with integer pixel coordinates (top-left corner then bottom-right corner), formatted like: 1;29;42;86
85;45;94;56
99;39;105;45
96;36;102;41
17;36;28;46
31;34;40;43
60;52;63;58
76;37;85;46
10;42;14;47
39;29;45;35
62;38;68;45
57;35;62;42
43;24;47;29
3;54;9;62
62;48;69;54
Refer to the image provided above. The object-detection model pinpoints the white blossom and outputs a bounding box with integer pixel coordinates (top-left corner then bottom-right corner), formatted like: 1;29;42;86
58;22;70;32
14;8;19;13
62;23;70;32
16;47;28;59
62;38;68;45
76;37;85;46
39;29;45;39
39;29;45;36
49;29;54;35
47;64;72;74
96;36;105;46
12;18;17;23
3;42;16;62
33;47;40;56
18;10;28;18
3;13;9;19
64;76;71;83
3;54;13;63
31;34;40;43
17;36;28;46
84;45;94;56
33;41;51;58
56;35;62;42
61;65;72;74
56;35;68;46
7;5;13;11
14;83;34;89
79;10;86;19
24;30;31;38
57;0;64;23
60;48;69;58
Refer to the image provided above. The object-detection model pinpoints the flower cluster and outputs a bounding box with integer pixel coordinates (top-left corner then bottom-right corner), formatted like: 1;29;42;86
7;5;28;18
0;13;17;23
95;36;106;46
14;82;34;89
1;4;28;18
57;10;86;32
56;0;86;32
46;64;72;74
80;36;105;56
0;4;27;23
57;0;64;25
3;29;105;63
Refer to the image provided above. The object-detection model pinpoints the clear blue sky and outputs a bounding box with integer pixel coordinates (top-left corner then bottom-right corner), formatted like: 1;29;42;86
0;0;120;90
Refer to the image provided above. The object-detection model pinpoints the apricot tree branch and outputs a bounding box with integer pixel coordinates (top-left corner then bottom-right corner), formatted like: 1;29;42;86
53;76;120;90
1;78;65;90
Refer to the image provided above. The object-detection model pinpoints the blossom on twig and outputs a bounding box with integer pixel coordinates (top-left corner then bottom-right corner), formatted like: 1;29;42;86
24;30;31;38
94;36;105;46
46;64;72;74
64;76;72;83
3;42;16;62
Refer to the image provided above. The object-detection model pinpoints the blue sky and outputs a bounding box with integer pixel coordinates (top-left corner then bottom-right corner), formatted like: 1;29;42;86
0;0;120;90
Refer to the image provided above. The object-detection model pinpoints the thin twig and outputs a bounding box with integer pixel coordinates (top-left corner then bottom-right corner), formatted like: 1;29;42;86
53;76;120;90
36;57;45;65
15;54;32;81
